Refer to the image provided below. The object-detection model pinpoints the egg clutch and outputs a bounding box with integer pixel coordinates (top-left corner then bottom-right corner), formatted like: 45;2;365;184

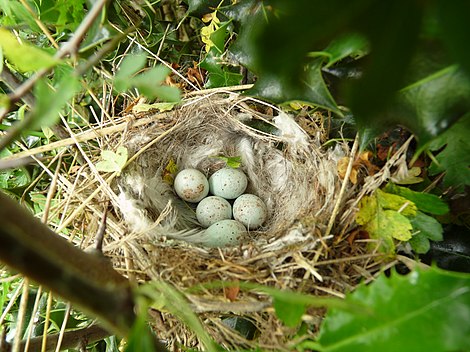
173;167;268;247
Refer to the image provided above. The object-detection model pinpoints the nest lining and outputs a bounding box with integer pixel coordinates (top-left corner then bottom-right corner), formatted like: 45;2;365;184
102;94;363;349
116;96;344;252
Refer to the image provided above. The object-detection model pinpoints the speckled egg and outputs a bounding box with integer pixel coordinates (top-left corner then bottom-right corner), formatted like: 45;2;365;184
202;219;246;248
209;168;248;200
196;196;232;228
173;168;209;203
233;194;268;230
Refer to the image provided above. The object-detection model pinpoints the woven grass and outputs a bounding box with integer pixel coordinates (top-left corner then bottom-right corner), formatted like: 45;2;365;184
7;90;411;350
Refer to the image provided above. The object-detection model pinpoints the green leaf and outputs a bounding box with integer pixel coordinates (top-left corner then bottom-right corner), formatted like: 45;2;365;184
95;146;128;174
428;113;470;190
200;53;243;88
410;211;443;242
273;297;306;328
396;65;470;145
214;155;242;168
408;232;431;254
0;28;60;72
132;101;179;113
114;54;147;92
349;0;423;121
317;267;470;352
29;74;81;130
200;22;243;88
356;190;417;253
311;32;369;67
384;184;449;215
124;307;159;352
437;0;470;80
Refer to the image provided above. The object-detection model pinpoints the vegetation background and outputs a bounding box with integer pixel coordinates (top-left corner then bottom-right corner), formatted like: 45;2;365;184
0;0;469;351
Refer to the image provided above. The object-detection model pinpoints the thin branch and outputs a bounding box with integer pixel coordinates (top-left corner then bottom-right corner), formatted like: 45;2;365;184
0;191;169;352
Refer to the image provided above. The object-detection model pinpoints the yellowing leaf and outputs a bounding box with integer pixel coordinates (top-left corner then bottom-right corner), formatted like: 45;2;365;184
0;28;59;72
162;158;178;185
379;210;413;241
132;102;178;113
95;146;128;174
356;189;416;253
356;196;378;225
376;189;417;217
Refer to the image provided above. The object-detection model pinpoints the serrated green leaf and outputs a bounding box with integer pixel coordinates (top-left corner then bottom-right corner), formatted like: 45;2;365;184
428;113;470;190
95;146;128;174
29;74;81;131
356;196;378;226
0;28;60;72
379;210;413;241
273;297;306;328
409;232;431;254
376;189;417;217
410;211;443;242
384;183;449;215
317;267;470;352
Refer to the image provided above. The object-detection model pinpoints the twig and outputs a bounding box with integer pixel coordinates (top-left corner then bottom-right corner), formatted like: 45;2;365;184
325;134;359;237
95;202;109;252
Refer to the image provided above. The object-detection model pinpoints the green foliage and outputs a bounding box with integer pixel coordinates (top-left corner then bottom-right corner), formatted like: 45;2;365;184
0;28;60;72
30;73;81;130
199;21;242;88
114;54;181;102
428;113;470;190
356;186;446;253
315;267;470;352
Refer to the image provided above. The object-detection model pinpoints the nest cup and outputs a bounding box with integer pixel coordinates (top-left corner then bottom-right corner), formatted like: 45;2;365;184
112;95;351;349
117;97;342;252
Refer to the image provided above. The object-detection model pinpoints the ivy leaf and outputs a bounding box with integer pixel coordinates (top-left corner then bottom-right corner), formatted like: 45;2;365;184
428;113;470;191
0;28;60;72
95;147;128;174
317;267;470;352
384;183;449;215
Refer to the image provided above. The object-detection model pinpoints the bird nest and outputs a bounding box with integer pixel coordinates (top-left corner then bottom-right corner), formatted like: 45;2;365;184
43;91;401;350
